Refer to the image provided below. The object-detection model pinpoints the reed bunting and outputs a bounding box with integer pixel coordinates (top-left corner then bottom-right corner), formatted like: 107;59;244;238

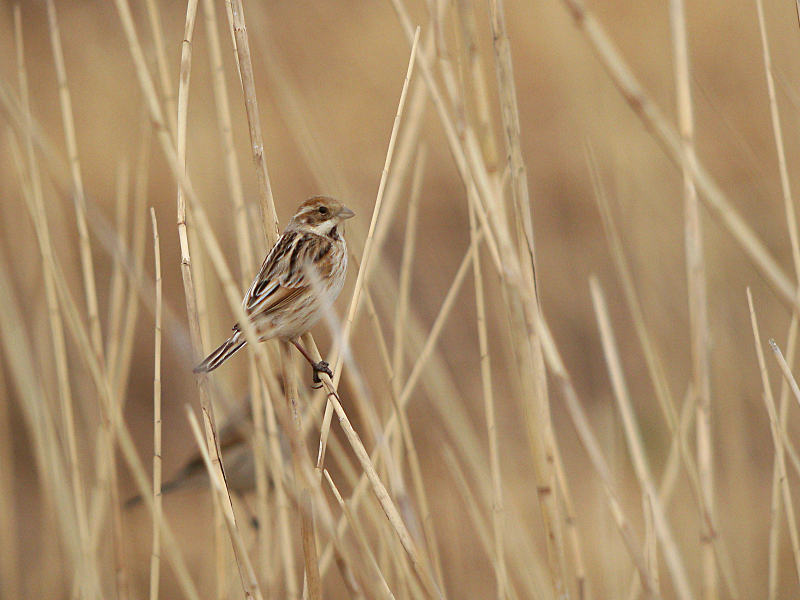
194;196;354;383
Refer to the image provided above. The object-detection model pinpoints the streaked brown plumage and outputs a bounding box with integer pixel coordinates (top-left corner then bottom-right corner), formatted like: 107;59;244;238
194;196;354;379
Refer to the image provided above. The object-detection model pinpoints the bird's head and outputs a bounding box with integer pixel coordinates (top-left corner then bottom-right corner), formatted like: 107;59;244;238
287;196;355;237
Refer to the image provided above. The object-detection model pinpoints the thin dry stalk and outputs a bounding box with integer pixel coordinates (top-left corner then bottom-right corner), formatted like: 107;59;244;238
768;421;784;600
227;0;279;242
454;0;499;171
14;135;200;600
112;118;152;398
536;310;659;597
43;0;104;363
643;495;659;595
626;390;697;600
0;248;83;596
149;208;163;600
391;0;506;274
589;149;738;596
201;0;254;278
258;365;299;597
755;5;800;593
323;470;396;599
350;268;445;594
110;1;249;595
591;278;692;600
746;291;800;583
317;26;421;471
317;236;480;580
14;12;98;596
769;316;799;599
185;408;265;600
468;193;508;599
560;0;798;312
0;348;18;600
282;344;322;600
315;377;443;598
202;0;272;583
143;0;178;138
755;0;800;280
392;144;427;383
107;161;130;360
440;446;521;600
668;1;715;596
171;2;232;595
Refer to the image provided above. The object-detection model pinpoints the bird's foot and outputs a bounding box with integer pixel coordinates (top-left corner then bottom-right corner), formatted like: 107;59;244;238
311;360;333;389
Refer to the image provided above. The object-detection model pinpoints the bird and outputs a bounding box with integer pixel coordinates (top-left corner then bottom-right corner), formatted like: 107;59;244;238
194;196;354;383
124;409;259;508
124;402;288;530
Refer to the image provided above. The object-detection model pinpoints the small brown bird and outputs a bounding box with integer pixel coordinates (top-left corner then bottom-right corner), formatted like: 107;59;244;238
194;196;354;381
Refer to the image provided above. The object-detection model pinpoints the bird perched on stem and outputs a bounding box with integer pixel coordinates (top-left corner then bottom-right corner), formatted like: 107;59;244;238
194;196;354;384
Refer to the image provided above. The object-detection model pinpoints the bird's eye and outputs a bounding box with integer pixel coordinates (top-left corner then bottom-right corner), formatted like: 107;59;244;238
318;206;329;215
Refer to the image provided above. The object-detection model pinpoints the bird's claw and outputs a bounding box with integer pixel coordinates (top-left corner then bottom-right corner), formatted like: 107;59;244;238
311;360;333;388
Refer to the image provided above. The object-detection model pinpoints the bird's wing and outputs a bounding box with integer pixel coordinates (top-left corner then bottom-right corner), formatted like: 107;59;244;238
241;231;332;319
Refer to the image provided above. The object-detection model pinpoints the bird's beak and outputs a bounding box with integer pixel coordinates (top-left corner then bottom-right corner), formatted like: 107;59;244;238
338;206;355;220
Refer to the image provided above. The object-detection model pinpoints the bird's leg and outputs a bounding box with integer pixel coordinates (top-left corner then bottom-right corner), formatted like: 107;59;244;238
290;338;333;388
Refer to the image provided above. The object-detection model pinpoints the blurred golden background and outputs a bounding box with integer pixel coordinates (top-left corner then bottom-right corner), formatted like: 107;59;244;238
2;0;800;598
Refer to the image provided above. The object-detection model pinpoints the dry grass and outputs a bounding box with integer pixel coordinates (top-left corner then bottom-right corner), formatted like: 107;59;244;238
4;0;800;598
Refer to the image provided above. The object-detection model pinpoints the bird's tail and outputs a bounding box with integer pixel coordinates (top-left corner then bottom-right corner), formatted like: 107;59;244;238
193;331;246;373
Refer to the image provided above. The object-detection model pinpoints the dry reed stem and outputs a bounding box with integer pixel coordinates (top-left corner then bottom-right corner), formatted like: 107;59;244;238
185;408;265;600
409;5;569;593
468;191;508;599
324;470;396;599
440;446;522;600
282;344;322;600
149;208;163;600
768;315;799;599
317;26;421;471
755;0;800;281
144;0;178;139
625;390;697;600
218;5;290;589
643;495;659;596
589;148;738;596
754;6;800;593
374;261;548;598
391;0;505;275
0;347;16;600
107;161;131;360
13;149;200;600
201;0;254;278
560;0;798;313
172;2;232;595
43;0;105;365
769;340;800;578
536;311;659;597
110;1;251;595
316;235;480;581
227;0;279;243
454;0;499;171
0;249;83;591
258;364;299;596
13;12;99;596
112;119;151;399
591;278;692;600
353;267;445;594
392;144;427;385
315;376;443;598
667;1;716;596
746;291;800;584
